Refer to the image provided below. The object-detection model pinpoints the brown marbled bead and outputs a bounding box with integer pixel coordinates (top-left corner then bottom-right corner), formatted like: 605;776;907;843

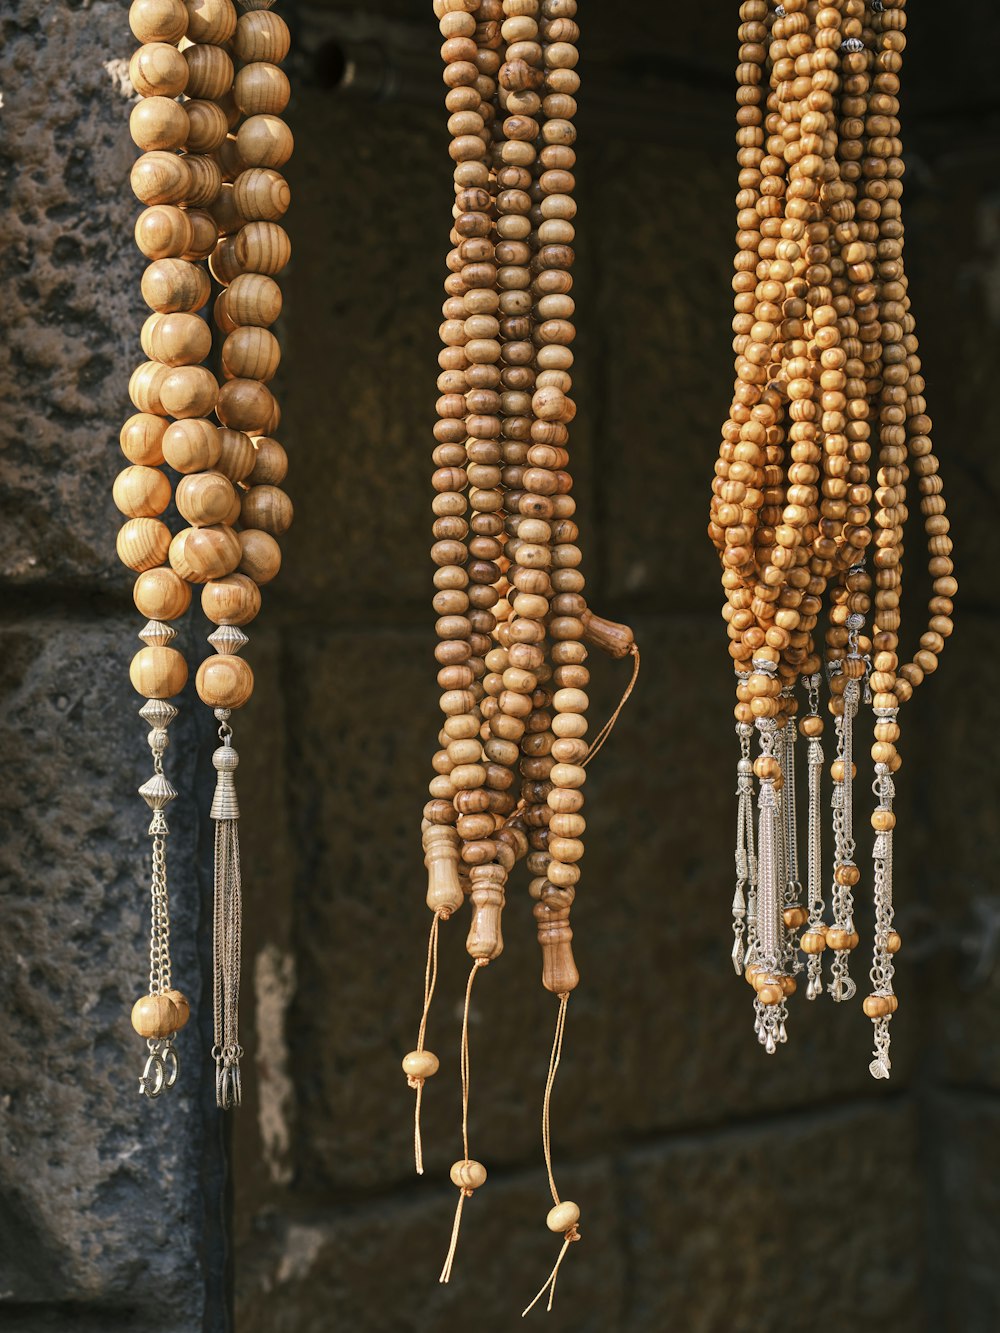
169;524;242;583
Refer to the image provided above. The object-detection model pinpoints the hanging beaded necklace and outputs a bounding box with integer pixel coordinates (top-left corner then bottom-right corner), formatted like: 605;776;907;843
119;0;293;1107
710;0;953;1077
402;0;639;1312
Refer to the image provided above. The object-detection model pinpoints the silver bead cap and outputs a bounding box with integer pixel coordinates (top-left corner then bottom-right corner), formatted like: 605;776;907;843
139;773;178;810
139;699;178;728
208;625;249;656
138;620;176;647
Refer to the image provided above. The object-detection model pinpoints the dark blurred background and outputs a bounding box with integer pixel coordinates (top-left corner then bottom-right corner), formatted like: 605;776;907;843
2;2;999;1330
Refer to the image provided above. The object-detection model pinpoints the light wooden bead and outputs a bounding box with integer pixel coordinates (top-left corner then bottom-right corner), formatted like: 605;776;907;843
129;360;169;415
131;993;180;1039
240;484;292;536
130;0;188;44
131;150;191;206
783;905;808;930
130;43;189;98
222;326;280;381
232;167;290;222
141;311;212;366
826;927;859;952
184;44;234;100
886;930;902;954
800;928;827;954
214;289;237;335
142;258;211;313
164;988;191;1030
159;364;218;419
113;465;171;518
183;208;219;260
225;272;282;326
234;9;291;63
215;427;257;481
234;220;290;275
238;528;281;583
210;236;244;286
234;62;290;116
236;114;294;169
120;412;168;466
201;573;261;625
184;0;236;44
184;153;223;207
169;524;242;582
581;610;634;660
547;1201;580;1234
135;205;194;260
130;645;189;698
185;98;229;152
196;653;254;708
401;1050;439;1080
134;566;192;620
246;436;287;486
216;377;275;433
862;993;898;1019
130;97;189;151
450;1160;487;1190
162;416;221;472
176;470;236;526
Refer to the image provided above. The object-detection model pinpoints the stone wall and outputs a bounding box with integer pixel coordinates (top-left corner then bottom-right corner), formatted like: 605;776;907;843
1;2;998;1331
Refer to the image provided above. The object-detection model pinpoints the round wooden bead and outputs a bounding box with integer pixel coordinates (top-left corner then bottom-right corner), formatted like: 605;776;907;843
449;1160;487;1190
176;470;236;526
782;905;808;930
201;573;261;625
128;361;170;417
216;377;275;433
240;484;292;536
134;565;192;620
131;993;180;1039
800;928;827;955
135;205;195;260
196;653;254;708
131;151;191;206
164;988;191;1030
141;311;212;366
215;427;256;481
129;43;189;98
129;0;188;44
162;416;221;472
169;524;242;582
401;1050;439;1080
184;207;221;260
224;489;242;527
225;272;282;326
234;10;291;64
184;0;236;44
232;167;289;222
546;1201;580;1234
236;115;293;169
246;437;287;486
210;236;244;286
886;930;902;954
130;96;189;151
238;528;281;584
159;364;219;418
185;98;229;152
233;221;290;275
234;62;291;116
113;465;171;518
184;154;223;208
183;44;234;100
121;412;168;466
213;289;237;335
130;645;189;698
142;258;211;313
118;518;172;572
222;326;279;381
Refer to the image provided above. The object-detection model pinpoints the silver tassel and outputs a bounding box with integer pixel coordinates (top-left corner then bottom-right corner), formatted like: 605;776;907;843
212;709;243;1109
733;721;755;975
751;659;785;1053
869;742;897;1080
803;673;825;1000
828;671;859;1002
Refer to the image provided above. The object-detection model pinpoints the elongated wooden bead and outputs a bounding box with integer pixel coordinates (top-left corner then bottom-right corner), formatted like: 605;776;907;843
114;465;172;518
169;524;242;582
121;412;168;466
131;151;191;206
130;96;189;151
130;645;189;698
135;205;195;260
201;573;261;625
142;258;211;313
176;470;236;526
134;565;192;621
161;416;221;472
238;528;281;583
233;221;290;275
130;43;189;98
231;167;289;222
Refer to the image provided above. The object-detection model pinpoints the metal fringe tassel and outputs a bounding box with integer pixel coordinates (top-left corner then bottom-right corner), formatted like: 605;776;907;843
211;709;243;1110
804;674;825;1000
828;674;859;1002
752;668;785;1052
869;742;897;1080
733;720;756;974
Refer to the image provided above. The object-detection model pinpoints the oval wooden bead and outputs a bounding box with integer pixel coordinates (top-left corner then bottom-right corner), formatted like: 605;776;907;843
135;205;195;260
547;1201;580;1234
233;221;290;275
162;416;221;472
184;0;236;45
134;565;192;621
238;528;281;583
130;0;188;44
234;9;290;63
129;43;189;98
159;364;218;419
169;524;242;582
183;153;223;207
401;1050;439;1080
176;470;236;527
184;44;234;100
130;96;189;152
225;272;282;326
113;465;171;518
450;1160;487;1191
215;428;256;481
246;436;287;486
131;151;191;206
201;573;261;625
129;360;170;415
236;115;293;169
142;258;211;314
232;167;289;222
240;484;292;536
120;412;168;466
185;99;229;152
131;993;180;1039
222;326;280;381
196;653;254;708
129;645;189;698
234;62;290;115
216;377;275;433
183;208;219;261
141;311;212;366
